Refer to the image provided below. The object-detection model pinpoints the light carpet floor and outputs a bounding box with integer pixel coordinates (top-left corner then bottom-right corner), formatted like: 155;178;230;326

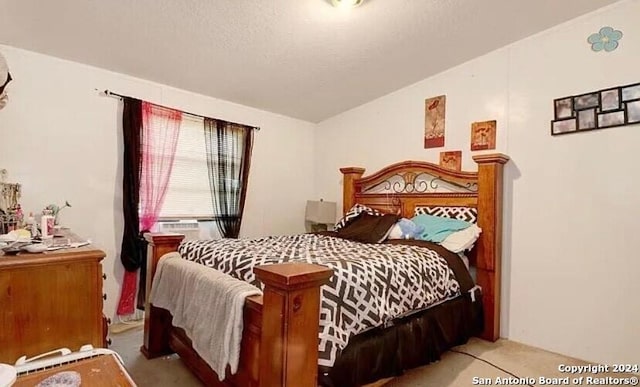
111;326;634;386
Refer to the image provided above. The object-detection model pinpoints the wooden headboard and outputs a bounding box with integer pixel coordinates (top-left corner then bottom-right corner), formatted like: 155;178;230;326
340;153;509;341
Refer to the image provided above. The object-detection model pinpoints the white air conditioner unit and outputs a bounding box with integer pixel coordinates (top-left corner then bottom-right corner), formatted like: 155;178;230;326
158;220;201;241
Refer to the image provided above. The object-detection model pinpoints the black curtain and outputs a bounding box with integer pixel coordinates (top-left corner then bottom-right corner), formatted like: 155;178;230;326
119;97;147;309
204;118;254;238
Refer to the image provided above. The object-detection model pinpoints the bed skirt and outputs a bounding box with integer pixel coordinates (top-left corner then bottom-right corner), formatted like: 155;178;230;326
319;292;483;387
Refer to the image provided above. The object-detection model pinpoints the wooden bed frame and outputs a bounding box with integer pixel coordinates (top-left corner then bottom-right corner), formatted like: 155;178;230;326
141;153;509;386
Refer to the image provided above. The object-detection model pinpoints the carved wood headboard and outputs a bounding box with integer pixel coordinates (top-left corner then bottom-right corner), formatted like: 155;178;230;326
340;153;509;342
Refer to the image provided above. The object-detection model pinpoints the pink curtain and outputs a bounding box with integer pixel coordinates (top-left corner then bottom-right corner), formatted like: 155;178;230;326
139;102;182;231
117;271;138;315
116;102;181;317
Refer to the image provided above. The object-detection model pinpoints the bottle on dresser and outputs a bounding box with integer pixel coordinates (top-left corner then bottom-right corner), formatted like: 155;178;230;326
41;210;55;239
25;212;38;238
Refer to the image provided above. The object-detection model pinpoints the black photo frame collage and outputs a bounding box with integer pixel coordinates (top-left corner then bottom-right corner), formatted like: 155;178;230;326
551;82;640;135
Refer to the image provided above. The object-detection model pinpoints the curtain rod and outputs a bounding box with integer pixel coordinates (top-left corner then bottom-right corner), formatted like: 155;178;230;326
101;89;260;131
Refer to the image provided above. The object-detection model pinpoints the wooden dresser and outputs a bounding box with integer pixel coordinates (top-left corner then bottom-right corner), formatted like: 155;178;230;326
0;247;107;364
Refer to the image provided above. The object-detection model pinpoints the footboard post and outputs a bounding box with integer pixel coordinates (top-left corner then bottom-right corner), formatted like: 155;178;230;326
140;233;185;358
254;263;333;387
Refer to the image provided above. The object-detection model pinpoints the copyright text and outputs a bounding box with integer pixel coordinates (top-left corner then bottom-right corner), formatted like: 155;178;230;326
471;376;639;385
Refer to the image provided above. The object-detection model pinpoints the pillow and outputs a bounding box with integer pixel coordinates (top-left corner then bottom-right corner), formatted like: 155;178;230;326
439;224;482;253
411;214;473;243
334;203;383;231
336;212;400;244
414;206;478;224
386;218;425;240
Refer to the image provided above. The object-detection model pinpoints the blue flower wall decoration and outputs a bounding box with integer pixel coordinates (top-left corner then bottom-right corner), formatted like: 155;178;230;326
588;26;623;52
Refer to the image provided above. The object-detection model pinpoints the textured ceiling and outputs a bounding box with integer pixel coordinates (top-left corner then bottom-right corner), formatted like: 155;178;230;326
0;0;619;122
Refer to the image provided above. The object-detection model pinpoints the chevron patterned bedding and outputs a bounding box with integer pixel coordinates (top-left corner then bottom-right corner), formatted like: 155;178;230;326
178;233;462;368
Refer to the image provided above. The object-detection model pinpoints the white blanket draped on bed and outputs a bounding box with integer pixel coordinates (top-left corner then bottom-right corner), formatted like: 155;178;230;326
150;252;262;380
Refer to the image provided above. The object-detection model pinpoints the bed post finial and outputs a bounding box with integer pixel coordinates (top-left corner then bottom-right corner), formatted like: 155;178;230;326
472;153;509;342
340;167;365;214
255;263;333;387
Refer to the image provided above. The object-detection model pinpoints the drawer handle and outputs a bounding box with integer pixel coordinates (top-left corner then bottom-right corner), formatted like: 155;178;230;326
107;338;112;346
107;317;112;324
103;293;107;301
102;273;107;280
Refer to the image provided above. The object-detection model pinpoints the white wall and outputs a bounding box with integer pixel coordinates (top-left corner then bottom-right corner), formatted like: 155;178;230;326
0;45;316;320
315;0;639;366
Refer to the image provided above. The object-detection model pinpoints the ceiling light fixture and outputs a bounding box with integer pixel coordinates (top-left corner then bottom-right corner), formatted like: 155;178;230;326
331;0;364;9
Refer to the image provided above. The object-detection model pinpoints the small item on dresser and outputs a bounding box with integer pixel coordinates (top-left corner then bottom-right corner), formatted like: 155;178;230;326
0;230;30;243
41;211;55;239
0;231;32;255
23;243;48;253
26;212;38;238
1;241;25;255
69;240;91;248
41;237;89;251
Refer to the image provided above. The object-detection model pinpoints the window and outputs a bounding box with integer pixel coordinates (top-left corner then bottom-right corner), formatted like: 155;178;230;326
159;115;214;219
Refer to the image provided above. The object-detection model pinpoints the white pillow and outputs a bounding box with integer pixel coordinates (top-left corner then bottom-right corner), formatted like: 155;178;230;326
386;223;403;239
439;224;482;253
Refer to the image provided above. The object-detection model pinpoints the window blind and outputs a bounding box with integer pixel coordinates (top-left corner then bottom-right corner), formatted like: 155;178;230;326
159;115;214;218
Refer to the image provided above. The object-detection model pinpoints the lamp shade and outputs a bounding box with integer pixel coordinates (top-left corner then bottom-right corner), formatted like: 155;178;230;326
305;200;337;224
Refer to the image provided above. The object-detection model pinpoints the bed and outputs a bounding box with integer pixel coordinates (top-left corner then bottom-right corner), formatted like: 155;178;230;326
140;153;509;387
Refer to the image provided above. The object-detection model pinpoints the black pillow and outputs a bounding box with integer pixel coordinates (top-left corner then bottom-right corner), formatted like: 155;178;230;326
336;212;400;244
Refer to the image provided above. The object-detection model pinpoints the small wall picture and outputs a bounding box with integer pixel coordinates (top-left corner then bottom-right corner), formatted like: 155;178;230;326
574;93;599;110
470;120;497;151
439;151;462;171
600;89;620;111
626;100;640;123
554;98;574;119
577;109;596;130
424;95;446;148
597;111;625;128
621;84;640;101
551;118;577;135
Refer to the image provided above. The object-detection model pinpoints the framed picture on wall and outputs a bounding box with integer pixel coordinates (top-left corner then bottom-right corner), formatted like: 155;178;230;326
424;95;446;148
621;83;640;101
439;151;462;171
574;93;599;110
470;120;497;151
554;97;574;119
551;118;577;135
600;89;620;111
626;100;640;123
597;110;625;128
577;109;596;130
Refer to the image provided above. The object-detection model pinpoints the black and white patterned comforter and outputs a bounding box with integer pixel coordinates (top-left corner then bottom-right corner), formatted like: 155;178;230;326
178;234;461;368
